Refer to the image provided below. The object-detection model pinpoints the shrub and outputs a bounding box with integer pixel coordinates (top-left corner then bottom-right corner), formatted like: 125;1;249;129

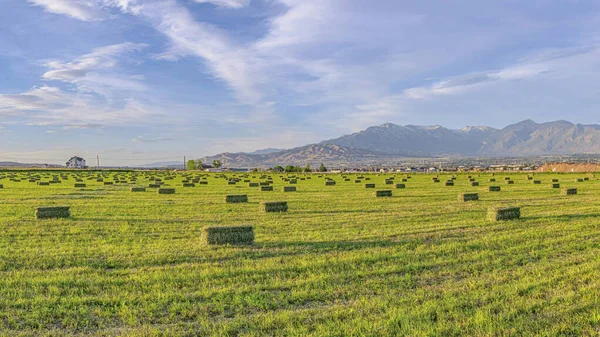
325;181;336;186
532;180;541;184
552;184;560;189
149;184;161;188
458;193;479;202
489;186;501;192
38;182;50;186
0;184;3;189
470;181;480;186
283;186;296;192
562;188;577;195
261;186;274;191
395;184;405;189
36;206;70;219
104;182;113;185
183;183;195;187
488;207;520;221
552;179;559;183
158;188;176;195
74;183;86;188
200;226;254;245
354;180;362;183
385;180;393;185
445;181;454;186
225;195;248;203
364;183;375;188
261;201;288;212
577;178;584;182
248;182;259;187
374;190;392;197
131;187;146;192
489;178;496;182
506;180;514;185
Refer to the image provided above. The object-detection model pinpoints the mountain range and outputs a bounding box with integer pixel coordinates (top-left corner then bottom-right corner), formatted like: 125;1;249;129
201;120;600;167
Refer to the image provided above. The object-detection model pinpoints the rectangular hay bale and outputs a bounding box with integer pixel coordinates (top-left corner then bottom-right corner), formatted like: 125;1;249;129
458;193;479;201
158;188;176;194
261;201;288;212
200;225;254;245
36;206;70;219
225;194;248;203
488;207;520;221
374;190;392;197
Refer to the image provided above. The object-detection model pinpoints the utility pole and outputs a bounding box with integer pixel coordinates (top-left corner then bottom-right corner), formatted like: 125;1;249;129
184;156;186;170
97;155;99;169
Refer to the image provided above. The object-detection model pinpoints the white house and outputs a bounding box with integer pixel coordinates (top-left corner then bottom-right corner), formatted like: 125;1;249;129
66;156;86;169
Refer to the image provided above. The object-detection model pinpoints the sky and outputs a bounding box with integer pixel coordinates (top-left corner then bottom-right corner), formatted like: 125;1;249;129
0;0;599;166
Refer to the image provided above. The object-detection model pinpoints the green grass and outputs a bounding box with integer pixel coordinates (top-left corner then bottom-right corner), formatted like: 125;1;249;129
1;170;600;336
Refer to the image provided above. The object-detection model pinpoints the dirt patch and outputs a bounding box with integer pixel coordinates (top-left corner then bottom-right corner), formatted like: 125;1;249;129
537;163;600;173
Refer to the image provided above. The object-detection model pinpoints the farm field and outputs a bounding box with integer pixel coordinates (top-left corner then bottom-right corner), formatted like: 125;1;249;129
1;170;600;336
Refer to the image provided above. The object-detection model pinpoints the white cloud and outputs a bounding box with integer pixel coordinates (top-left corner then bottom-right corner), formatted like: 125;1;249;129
132;135;174;143
193;0;250;9
28;0;106;21
42;42;147;93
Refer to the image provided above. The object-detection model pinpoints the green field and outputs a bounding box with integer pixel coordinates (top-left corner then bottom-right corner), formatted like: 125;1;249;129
1;170;600;336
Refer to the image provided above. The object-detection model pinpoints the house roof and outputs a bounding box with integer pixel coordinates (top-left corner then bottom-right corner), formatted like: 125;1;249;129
68;156;85;161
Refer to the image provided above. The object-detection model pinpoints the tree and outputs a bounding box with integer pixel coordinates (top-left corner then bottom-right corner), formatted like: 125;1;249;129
195;159;203;169
186;160;197;171
212;160;222;168
319;163;327;172
304;164;312;173
273;165;284;172
284;165;296;172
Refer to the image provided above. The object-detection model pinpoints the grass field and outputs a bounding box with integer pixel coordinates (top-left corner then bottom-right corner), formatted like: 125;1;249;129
1;170;600;336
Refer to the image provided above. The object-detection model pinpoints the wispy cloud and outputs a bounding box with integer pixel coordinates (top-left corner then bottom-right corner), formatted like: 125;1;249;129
28;0;106;21
192;0;250;9
132;135;174;143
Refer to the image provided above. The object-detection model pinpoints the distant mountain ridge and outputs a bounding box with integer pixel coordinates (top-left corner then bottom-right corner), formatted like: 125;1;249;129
201;120;600;167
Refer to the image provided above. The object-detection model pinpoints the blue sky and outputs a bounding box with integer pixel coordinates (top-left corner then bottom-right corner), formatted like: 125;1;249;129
0;0;599;165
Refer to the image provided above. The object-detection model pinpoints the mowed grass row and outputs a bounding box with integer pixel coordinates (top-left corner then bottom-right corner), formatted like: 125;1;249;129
0;170;600;336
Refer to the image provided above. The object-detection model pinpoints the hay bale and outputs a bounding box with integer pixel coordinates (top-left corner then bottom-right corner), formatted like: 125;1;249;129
38;182;50;186
104;182;114;185
551;183;560;189
488;186;501;192
384;180;393;185
458;193;479;202
488;207;520;221
562;188;577;195
35;206;70;219
354;180;362;183
506;180;514;185
261;186;274;191
131;187;146;192
0;184;3;189
158;188;176;195
74;183;86;188
374;190;392;197
148;184;161;188
325;181;336;186
364;183;375;188
283;186;296;192
445;181;454;186
552;179;559;183
200;225;254;245
577;178;584;182
532;180;541;184
261;201;288;212
183;183;195;187
489;178;496;182
248;182;259;187
395;184;405;189
225;194;248;203
470;181;479;186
